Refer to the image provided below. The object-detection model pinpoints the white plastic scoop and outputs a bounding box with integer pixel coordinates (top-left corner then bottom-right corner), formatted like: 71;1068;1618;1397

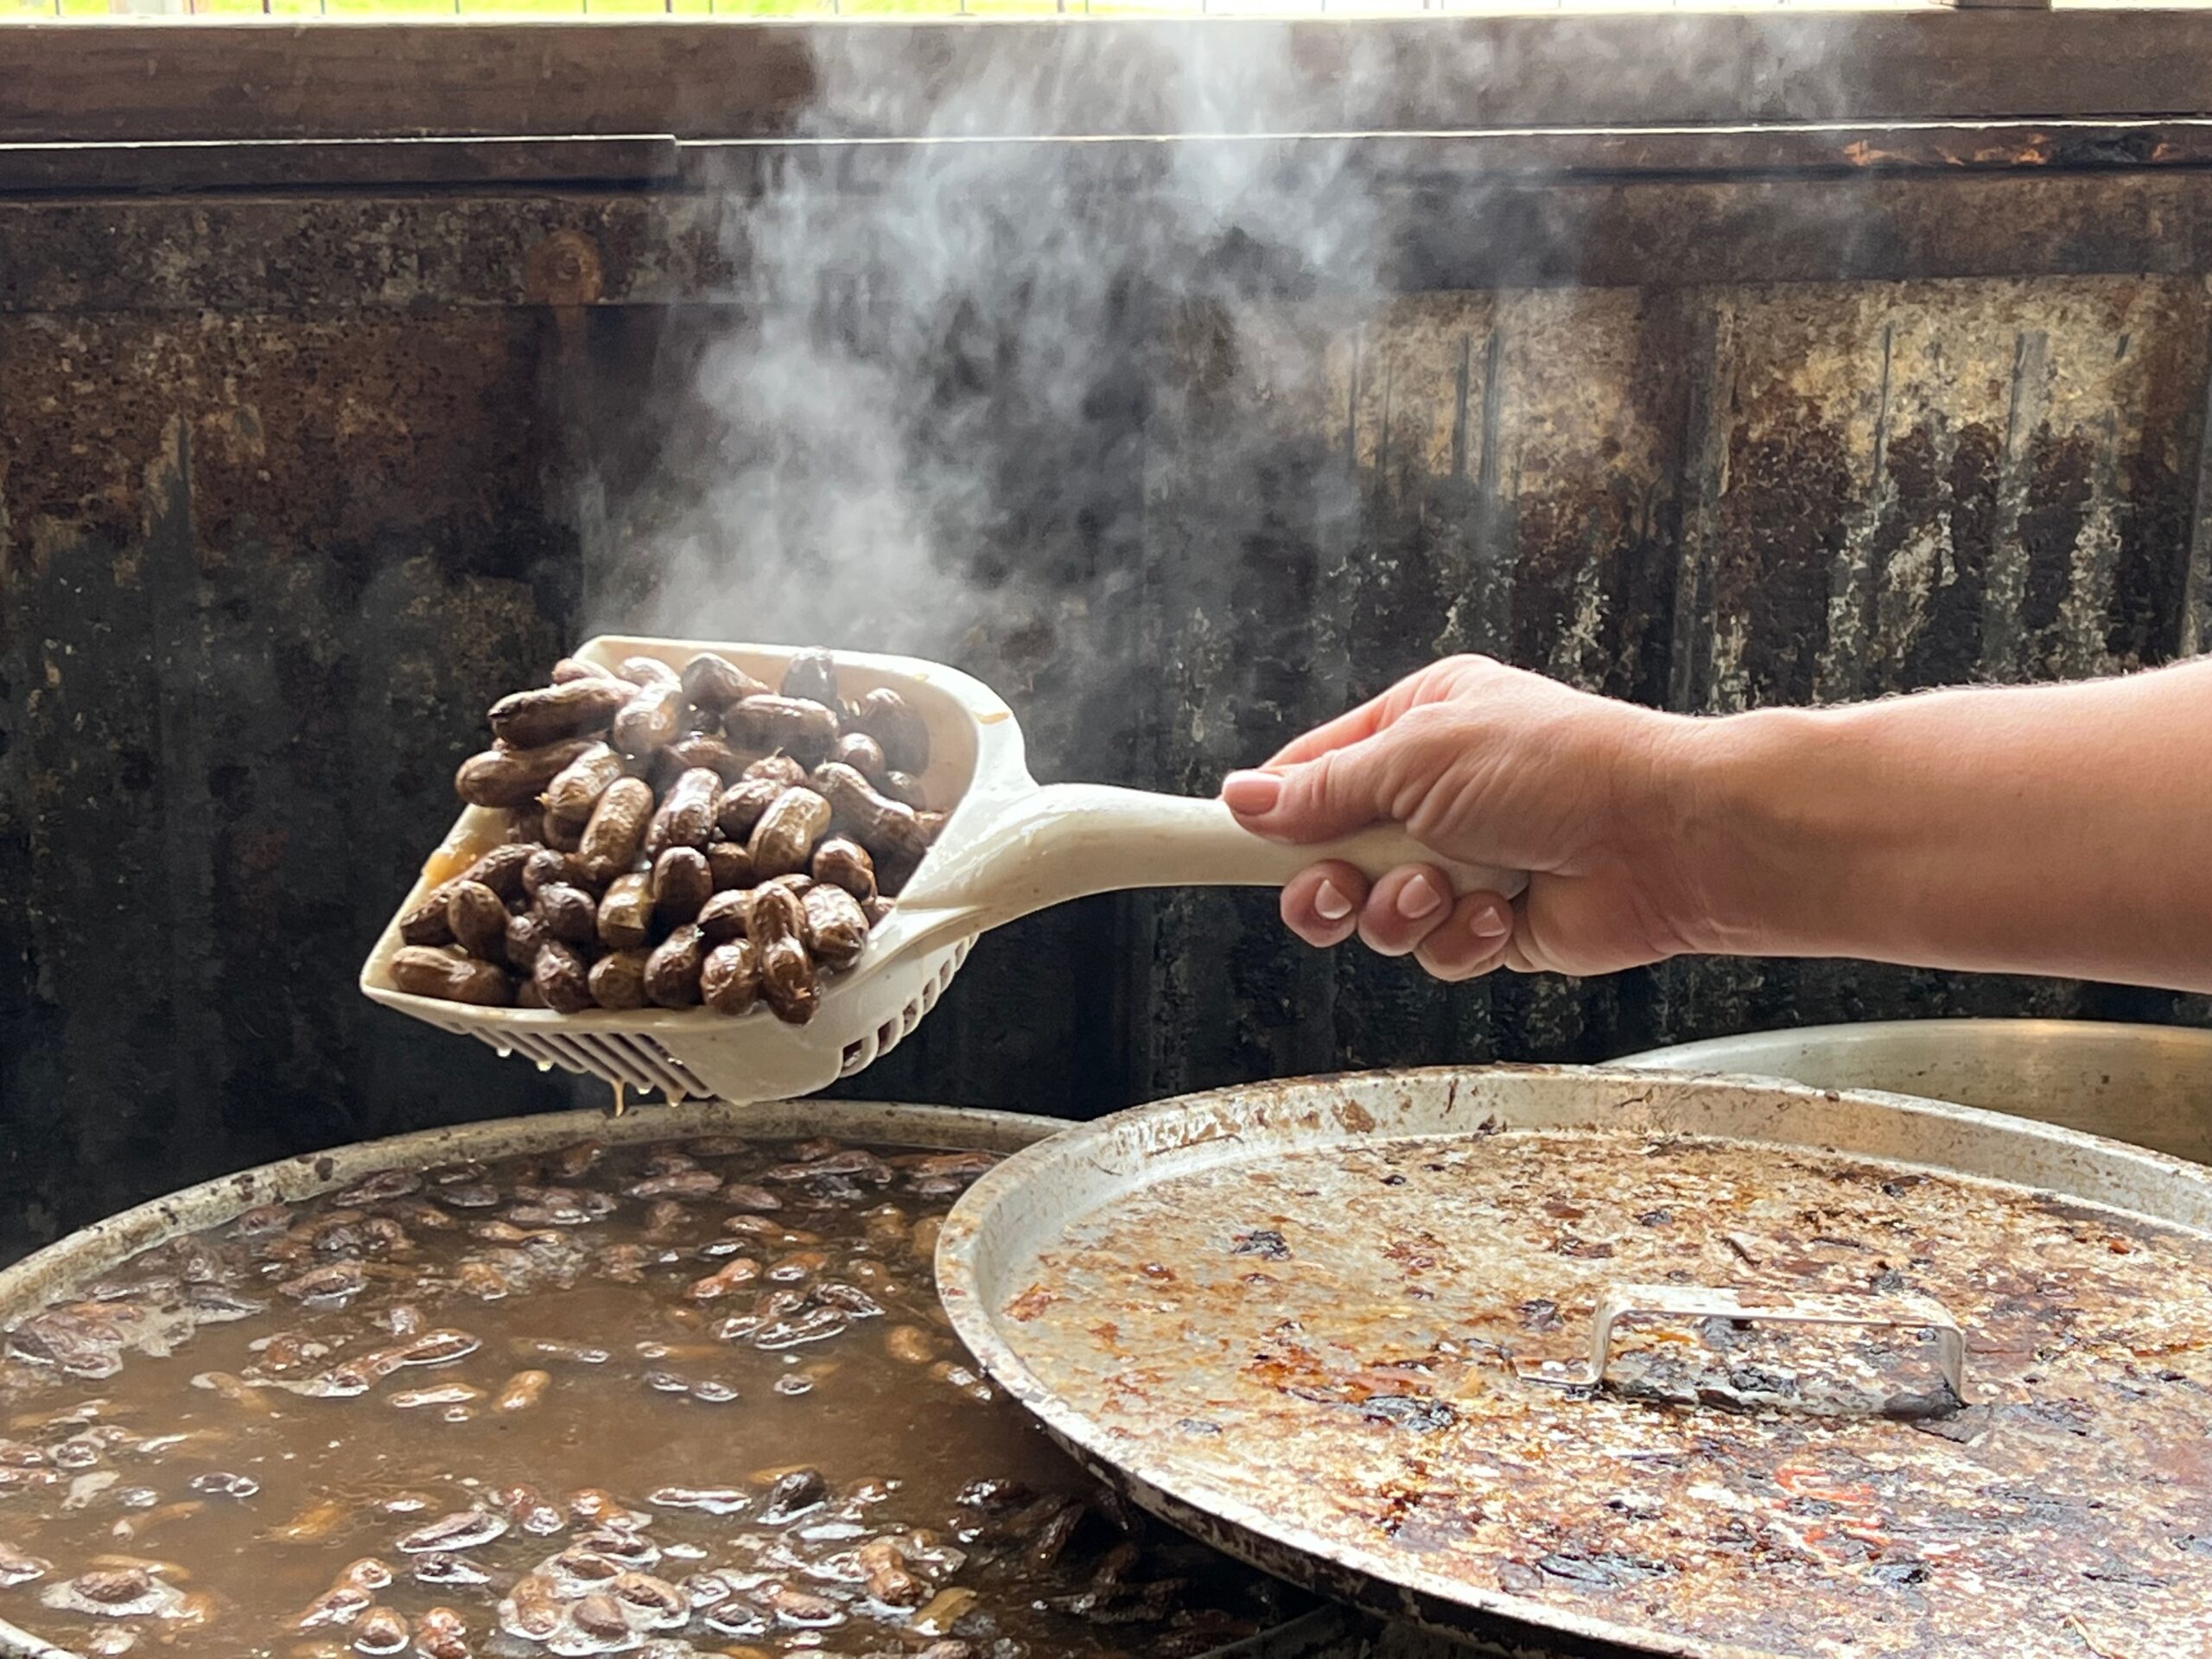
362;636;1526;1103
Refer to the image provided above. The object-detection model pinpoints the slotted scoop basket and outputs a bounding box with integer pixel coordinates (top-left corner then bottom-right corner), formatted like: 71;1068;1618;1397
362;636;1521;1103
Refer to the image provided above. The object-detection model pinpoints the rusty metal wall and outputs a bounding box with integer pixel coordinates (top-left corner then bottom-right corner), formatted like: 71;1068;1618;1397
0;287;590;1264
5;177;2211;1262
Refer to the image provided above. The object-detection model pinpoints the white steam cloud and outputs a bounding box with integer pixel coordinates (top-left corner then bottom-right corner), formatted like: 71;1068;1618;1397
582;25;1443;711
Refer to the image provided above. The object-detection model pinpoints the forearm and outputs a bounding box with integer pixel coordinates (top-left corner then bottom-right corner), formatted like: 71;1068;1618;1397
1674;660;2212;991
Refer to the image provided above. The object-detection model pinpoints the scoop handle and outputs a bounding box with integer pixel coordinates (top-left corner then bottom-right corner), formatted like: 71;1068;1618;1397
898;783;1527;932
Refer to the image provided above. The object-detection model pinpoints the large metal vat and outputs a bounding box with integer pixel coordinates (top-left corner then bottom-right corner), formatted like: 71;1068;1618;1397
941;1064;2212;1659
1616;1018;2212;1165
0;1097;1459;1659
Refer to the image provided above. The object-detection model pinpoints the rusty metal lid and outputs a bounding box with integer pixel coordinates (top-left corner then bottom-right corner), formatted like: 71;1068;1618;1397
938;1066;2212;1659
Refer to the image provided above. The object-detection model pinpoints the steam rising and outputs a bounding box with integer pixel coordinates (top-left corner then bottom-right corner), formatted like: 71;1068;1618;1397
584;25;1422;748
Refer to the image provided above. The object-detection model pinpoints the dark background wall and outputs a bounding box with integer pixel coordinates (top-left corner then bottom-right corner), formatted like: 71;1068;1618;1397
10;22;2212;1261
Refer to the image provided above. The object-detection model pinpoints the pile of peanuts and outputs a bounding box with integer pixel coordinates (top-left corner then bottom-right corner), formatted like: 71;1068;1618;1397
387;651;944;1025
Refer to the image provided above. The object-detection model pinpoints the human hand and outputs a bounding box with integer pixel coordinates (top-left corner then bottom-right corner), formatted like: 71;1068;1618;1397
1220;656;1705;981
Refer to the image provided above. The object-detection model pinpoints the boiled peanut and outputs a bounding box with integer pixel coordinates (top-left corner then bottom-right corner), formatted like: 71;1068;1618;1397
515;977;547;1009
520;849;582;899
401;844;535;944
471;849;539;902
880;769;929;810
652;847;713;925
505;911;550;971
493;1371;550;1413
766;872;814;898
724;696;837;762
507;806;548;844
743;753;809;790
645;925;706;1008
542;742;625;828
885;1325;937;1365
681;652;768;712
748;787;833;880
588;950;649;1011
533;882;600;946
618;656;679;687
864;895;893;926
551;657;627;684
814;762;931;887
697;889;753;944
747;887;818;1025
398;890;457;947
355;1607;409;1654
533;942;594;1014
802;884;871;971
578;777;653;880
612;680;684;760
857;1539;925;1607
753;944;818;1021
705;841;754;891
658;733;747;786
779;649;842;710
445;881;511;962
746;883;806;951
454;739;596;810
543;812;583;853
715;778;783;842
412;1607;470;1659
391;947;512;1007
596;872;655;950
810;838;878;905
849;686;931;774
831;732;889;785
487;679;627;748
701;941;761;1016
645;768;720;861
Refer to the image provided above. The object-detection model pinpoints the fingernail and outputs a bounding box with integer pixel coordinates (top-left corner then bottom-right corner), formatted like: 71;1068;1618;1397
1396;874;1445;920
1221;771;1281;815
1314;880;1354;922
1470;903;1512;940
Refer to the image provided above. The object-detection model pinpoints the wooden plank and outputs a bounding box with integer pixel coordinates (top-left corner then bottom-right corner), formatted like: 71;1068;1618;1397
0;137;678;194
3;13;2212;146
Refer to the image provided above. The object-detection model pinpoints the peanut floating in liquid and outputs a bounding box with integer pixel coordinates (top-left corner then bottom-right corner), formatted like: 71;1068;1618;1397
388;652;950;1020
0;1135;1294;1655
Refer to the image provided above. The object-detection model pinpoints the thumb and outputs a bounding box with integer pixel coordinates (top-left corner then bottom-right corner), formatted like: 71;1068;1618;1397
1221;735;1401;845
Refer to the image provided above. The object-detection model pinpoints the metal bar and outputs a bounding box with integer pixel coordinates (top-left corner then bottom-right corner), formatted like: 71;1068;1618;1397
1514;1281;1970;1404
8;118;2212;198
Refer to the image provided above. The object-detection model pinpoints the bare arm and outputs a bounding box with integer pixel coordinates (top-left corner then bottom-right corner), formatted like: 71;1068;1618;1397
1682;659;2212;990
1219;654;2212;993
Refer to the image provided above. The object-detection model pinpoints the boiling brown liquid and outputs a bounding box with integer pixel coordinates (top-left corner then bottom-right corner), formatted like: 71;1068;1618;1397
0;1137;1294;1658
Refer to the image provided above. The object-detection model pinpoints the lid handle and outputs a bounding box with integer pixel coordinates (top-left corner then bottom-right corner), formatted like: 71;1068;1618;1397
1513;1281;1967;1405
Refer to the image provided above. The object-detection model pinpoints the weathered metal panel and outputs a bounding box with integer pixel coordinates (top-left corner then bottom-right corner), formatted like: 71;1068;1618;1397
0;308;584;1262
7;171;2212;1262
1137;288;1687;1098
1658;273;2212;1043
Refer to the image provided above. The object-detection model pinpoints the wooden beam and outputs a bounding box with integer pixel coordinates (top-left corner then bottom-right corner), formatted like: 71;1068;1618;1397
0;138;680;194
2;13;2210;148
